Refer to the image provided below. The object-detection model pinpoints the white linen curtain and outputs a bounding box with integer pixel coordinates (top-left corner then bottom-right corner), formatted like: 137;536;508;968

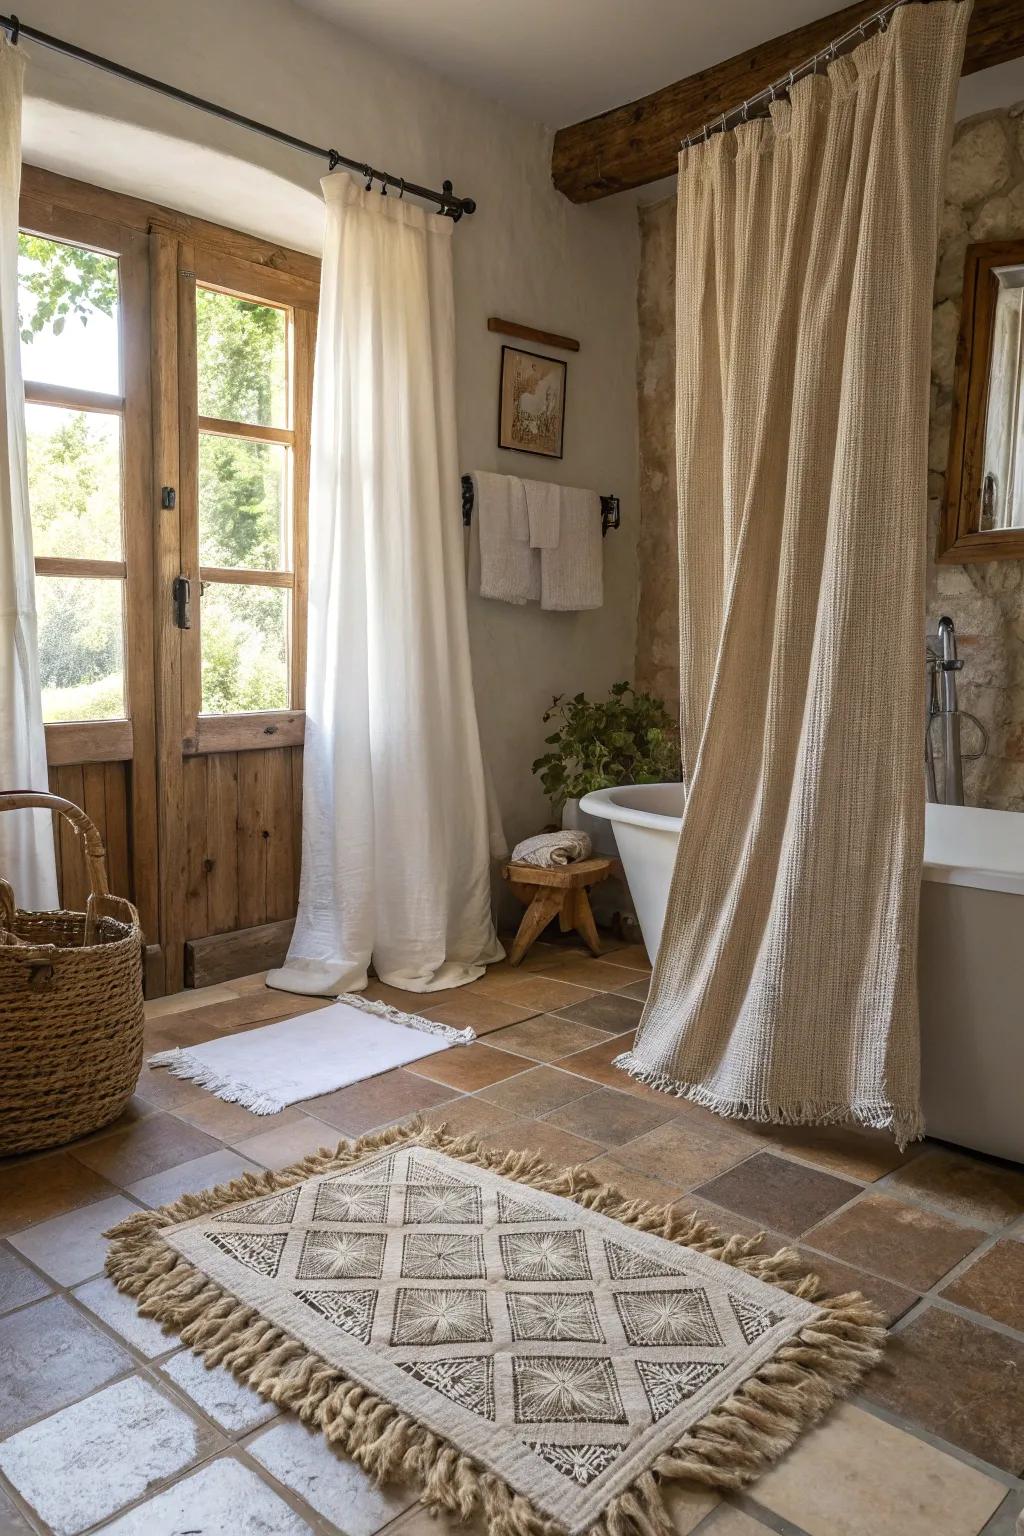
618;3;969;1146
270;174;504;997
0;37;56;910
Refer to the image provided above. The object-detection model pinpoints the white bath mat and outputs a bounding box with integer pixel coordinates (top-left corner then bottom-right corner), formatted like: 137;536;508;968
148;996;474;1115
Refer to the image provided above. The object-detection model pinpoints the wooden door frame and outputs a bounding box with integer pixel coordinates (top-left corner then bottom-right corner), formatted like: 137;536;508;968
21;167;320;995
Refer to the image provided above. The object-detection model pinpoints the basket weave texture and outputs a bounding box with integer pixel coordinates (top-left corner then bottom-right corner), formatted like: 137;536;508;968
0;791;144;1155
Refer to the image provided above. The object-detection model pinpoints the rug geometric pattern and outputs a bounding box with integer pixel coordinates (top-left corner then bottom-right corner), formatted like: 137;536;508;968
163;1144;821;1534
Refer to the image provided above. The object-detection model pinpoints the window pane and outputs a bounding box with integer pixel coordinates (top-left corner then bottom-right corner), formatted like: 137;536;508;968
36;576;125;722
26;404;122;560
18;234;120;394
198;432;289;571
196;287;288;428
201;582;289;714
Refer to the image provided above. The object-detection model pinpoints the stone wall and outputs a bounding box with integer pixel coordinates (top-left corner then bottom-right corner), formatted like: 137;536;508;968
929;107;1024;810
635;106;1024;809
634;196;679;713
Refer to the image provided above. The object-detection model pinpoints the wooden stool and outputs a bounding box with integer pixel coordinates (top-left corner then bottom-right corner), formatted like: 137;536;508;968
502;857;616;966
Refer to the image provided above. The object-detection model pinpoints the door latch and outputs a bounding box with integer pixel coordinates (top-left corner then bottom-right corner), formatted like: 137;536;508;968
172;575;191;630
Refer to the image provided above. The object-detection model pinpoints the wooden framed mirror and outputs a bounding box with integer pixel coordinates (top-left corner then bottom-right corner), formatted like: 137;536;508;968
941;238;1024;562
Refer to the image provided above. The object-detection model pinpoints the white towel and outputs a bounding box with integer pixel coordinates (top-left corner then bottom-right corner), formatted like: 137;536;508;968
511;831;592;868
523;479;561;550
540;487;604;611
467;471;539;604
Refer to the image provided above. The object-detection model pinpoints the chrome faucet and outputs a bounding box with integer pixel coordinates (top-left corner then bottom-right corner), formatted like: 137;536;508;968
925;616;987;805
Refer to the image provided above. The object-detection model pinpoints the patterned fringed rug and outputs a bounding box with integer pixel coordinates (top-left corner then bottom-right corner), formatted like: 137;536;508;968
105;1123;884;1536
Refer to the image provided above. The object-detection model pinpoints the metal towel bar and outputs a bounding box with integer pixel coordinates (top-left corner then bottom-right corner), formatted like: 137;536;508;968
460;474;620;536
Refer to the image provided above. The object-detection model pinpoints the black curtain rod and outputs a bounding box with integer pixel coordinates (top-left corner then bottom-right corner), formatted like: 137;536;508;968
0;11;476;220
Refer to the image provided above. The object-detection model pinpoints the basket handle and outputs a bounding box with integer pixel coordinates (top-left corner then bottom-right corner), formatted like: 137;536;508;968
0;790;110;900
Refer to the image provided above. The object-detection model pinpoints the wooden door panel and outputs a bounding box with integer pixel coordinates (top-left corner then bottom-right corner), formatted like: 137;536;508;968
47;761;132;910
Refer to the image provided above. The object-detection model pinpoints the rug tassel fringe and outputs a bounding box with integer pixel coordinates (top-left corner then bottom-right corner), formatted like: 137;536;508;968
105;1117;884;1536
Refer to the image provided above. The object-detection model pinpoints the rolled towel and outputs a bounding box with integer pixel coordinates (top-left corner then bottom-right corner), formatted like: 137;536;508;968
466;471;540;604
511;830;592;868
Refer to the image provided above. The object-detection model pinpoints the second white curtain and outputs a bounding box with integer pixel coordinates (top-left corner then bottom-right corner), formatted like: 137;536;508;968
0;37;56;910
270;174;503;997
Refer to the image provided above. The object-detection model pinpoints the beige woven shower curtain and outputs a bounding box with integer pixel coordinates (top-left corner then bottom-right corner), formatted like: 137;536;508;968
618;2;969;1147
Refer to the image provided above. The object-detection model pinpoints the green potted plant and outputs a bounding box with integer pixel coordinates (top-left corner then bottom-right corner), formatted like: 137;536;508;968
531;683;680;854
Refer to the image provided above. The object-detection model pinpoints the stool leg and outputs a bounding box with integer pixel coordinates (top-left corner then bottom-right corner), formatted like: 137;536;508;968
572;887;602;956
509;888;563;966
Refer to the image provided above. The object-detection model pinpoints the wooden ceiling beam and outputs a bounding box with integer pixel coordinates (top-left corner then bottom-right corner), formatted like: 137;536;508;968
552;0;1024;203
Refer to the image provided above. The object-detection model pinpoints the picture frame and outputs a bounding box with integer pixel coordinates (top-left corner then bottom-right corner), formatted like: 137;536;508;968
498;344;567;459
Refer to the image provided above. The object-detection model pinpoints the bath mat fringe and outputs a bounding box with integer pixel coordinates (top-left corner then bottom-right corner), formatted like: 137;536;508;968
105;1119;885;1536
147;995;474;1114
612;1049;924;1151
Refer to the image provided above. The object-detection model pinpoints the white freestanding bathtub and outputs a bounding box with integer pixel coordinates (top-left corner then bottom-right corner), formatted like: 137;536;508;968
581;784;1024;1162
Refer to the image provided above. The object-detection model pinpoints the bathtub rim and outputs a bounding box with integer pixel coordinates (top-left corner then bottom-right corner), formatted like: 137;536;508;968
580;784;1024;897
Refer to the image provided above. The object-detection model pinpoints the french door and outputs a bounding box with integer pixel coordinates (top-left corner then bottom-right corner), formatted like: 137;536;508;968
18;168;318;995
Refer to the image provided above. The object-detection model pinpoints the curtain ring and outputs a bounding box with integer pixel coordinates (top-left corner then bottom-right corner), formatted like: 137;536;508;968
397;178;405;199
9;14;20;44
364;165;374;191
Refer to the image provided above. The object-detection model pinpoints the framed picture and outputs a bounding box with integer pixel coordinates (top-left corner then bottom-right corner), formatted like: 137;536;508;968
498;345;566;459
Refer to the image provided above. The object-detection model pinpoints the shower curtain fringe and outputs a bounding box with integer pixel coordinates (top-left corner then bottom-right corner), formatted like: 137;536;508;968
613;1052;924;1152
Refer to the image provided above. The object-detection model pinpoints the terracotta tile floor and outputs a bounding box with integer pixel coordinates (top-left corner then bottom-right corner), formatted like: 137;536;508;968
1;933;1023;1535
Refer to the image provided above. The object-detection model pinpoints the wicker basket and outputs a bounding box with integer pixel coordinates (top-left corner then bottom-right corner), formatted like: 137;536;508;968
0;790;144;1156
